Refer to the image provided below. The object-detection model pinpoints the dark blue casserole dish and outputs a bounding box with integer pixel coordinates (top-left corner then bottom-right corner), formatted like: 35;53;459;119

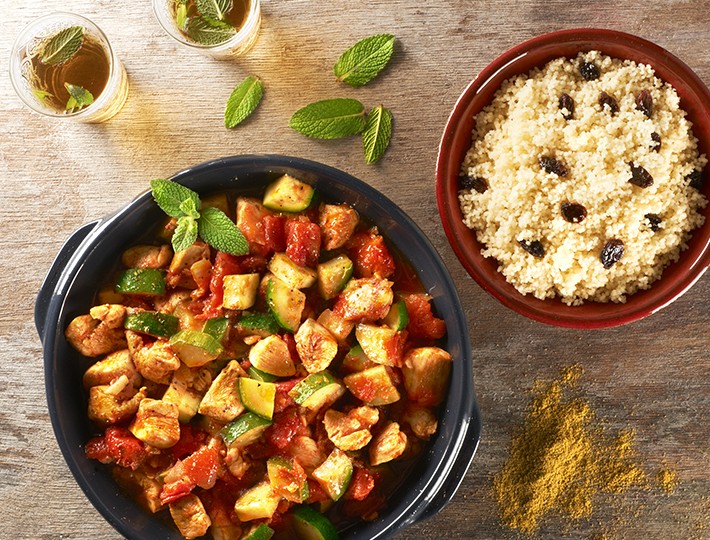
35;155;481;540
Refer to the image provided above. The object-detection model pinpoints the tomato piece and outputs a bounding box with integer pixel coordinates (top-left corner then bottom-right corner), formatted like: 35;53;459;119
85;436;113;464
198;252;243;319
171;425;203;459
305;478;330;503
266;407;308;450
183;446;220;490
344;466;375;501
286;219;321;268
104;426;151;470
347;230;395;279
160;475;194;504
274;378;301;413
264;215;287;254
404;294;446;341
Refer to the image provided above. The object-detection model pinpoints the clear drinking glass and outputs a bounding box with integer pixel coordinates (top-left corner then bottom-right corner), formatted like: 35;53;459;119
9;12;129;123
152;0;261;59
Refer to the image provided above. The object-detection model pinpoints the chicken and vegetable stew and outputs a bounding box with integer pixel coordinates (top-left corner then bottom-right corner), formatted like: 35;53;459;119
65;175;452;540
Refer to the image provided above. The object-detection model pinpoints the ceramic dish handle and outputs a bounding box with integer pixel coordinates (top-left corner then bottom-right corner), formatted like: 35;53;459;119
412;409;482;526
35;220;101;341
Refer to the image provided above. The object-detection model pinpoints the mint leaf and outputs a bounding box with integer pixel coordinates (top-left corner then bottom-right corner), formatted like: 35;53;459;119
225;76;264;128
180;197;201;219
186;17;236;45
32;89;53;107
150;178;202;219
41;26;84;66
194;0;232;20
173;216;199;253
198;207;249;255
65;84;94;111
334;34;395;88
289;98;366;139
362;105;392;164
176;3;189;30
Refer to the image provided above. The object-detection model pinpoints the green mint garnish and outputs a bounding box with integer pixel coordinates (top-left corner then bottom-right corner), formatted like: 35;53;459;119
65;83;94;111
333;34;395;88
176;3;189;30
289;98;366;139
186;17;236;45
150;178;202;219
198;206;249;255
362;105;392;164
32;89;53;107
173;216;199;253
41;26;84;66
225;76;264;128
194;0;233;20
150;178;249;256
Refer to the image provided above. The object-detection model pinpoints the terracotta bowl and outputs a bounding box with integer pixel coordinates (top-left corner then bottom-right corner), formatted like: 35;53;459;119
436;28;710;329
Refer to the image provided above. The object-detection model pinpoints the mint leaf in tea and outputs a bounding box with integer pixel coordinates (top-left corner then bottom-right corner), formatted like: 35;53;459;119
173;0;250;46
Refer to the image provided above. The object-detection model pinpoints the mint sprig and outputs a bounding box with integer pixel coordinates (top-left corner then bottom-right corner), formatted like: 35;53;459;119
362;105;392;164
65;83;94;111
288;98;366;139
194;0;233;20
150;178;248;256
41;26;84;66
225;76;263;128
334;34;395;88
186;17;236;45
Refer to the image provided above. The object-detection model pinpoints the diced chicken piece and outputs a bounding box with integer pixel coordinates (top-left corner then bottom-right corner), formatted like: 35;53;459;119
317;309;355;343
323;406;379;451
122;244;172;269
154;290;192;315
401;402;439;440
225;446;253;479
167;241;211;289
402;347;452;406
198;360;247;422
88;383;147;426
319;203;359;250
129;398;181;448
169;493;212;540
112;466;165;513
127;330;181;384
65;304;127;357
294;318;339;373
343;365;401;406
333;277;393;323
288;436;326;475
248;335;296;377
83;349;141;389
206;497;242;540
369;422;407;466
163;363;212;423
190;258;213;300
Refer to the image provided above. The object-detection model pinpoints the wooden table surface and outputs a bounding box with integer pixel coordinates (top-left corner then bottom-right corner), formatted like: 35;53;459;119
3;1;710;539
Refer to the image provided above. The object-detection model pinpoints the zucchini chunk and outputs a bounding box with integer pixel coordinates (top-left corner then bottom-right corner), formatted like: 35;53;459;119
262;174;315;212
221;412;272;448
238;377;276;420
355;323;405;367
238;312;281;336
223;273;260;310
241;523;275;540
202;316;230;343
162;364;207;422
266;275;306;332
169;330;224;367
292;505;340;540
267;455;309;503
288;371;345;412
247;365;279;383
234;481;281;521
317;254;353;300
124;311;179;339
312;448;353;501
115;268;167;296
268;252;317;289
382;300;409;331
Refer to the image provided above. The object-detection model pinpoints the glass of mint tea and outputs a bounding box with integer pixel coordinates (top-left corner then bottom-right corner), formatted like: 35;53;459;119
9;12;128;123
153;0;261;59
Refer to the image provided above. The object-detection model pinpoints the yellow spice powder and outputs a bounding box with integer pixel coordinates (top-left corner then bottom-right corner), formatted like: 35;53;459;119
493;365;645;534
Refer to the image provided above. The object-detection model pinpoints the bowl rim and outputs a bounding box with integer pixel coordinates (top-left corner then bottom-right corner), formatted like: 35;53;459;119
436;28;710;329
37;154;482;540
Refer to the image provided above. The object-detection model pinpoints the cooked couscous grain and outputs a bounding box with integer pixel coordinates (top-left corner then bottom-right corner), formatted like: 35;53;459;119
459;51;707;305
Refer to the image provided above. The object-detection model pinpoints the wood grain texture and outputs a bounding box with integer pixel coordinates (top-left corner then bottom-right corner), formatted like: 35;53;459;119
2;0;710;539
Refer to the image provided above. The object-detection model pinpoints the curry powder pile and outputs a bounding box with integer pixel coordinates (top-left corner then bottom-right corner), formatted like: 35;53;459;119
493;366;645;534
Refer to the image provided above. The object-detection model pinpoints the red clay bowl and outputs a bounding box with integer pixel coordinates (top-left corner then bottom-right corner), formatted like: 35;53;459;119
436;28;710;329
